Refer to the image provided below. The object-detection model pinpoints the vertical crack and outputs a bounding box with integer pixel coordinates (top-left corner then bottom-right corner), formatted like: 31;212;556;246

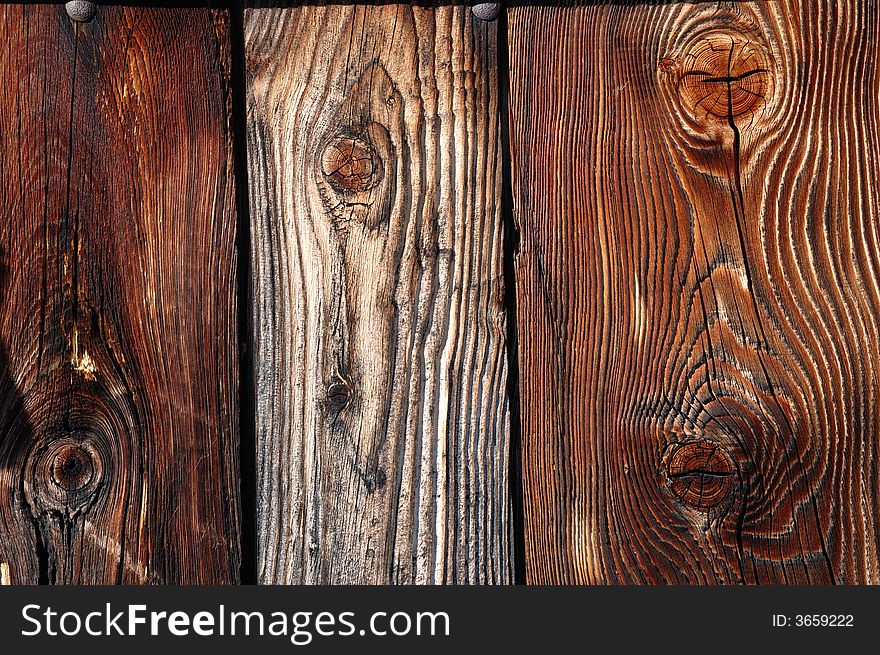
229;0;258;585
496;7;526;585
31;517;51;584
64;21;80;370
723;40;836;584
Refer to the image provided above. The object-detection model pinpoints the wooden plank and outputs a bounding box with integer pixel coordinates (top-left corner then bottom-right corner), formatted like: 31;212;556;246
245;4;511;583
509;1;880;583
0;5;239;583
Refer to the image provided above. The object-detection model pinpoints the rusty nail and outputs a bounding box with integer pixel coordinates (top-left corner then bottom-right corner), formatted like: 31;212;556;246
65;1;96;23
472;3;501;22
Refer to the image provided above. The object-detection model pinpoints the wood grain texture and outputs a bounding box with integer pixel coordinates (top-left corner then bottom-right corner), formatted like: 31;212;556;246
0;5;239;583
246;3;511;584
510;1;880;583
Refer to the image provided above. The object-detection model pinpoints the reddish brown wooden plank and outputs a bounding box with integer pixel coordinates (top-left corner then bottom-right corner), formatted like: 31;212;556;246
510;1;880;583
0;5;239;584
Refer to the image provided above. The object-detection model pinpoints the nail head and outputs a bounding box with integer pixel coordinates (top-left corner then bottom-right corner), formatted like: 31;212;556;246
472;3;501;22
65;1;96;23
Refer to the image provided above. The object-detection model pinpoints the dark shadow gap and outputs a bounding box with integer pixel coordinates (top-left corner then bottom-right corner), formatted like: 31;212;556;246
229;0;259;586
242;1;716;7
3;1;738;9
496;8;527;586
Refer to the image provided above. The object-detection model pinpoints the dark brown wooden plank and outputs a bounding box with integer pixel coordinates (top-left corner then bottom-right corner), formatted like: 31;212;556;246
0;5;239;584
510;1;880;583
245;3;512;584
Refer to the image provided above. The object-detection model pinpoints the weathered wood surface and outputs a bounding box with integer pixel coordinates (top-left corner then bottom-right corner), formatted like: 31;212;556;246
510;1;880;583
0;5;239;584
246;3;511;584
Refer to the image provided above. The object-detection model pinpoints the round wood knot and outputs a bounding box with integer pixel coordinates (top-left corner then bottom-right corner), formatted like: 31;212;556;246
52;445;94;491
321;135;382;193
672;34;771;123
29;436;105;515
326;378;352;419
664;441;735;511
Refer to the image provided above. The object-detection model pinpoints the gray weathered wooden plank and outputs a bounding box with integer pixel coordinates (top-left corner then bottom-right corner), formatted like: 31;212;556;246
245;3;512;584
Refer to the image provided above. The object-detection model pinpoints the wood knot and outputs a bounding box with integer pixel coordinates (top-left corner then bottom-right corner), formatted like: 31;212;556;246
669;34;771;124
326;379;351;413
52;445;94;491
363;467;387;494
663;441;735;511
321;135;382;193
28;436;105;516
